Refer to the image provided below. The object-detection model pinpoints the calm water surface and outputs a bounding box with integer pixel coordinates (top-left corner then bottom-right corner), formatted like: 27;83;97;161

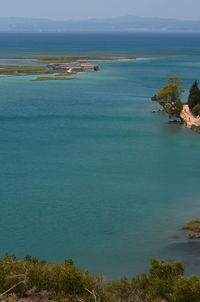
1;33;200;278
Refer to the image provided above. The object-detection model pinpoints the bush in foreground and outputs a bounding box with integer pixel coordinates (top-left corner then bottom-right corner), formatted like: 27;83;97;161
0;256;200;302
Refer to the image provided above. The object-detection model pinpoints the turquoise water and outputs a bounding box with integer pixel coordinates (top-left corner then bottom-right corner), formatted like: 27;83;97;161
1;33;200;279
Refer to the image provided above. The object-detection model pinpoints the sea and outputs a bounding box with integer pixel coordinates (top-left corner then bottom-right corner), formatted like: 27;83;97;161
1;32;200;279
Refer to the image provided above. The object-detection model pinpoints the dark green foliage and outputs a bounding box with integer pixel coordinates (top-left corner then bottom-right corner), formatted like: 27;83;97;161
24;255;39;264
143;259;185;300
64;259;74;265
0;255;101;301
1;256;200;302
189;80;198;92
173;276;200;302
188;81;200;110
188;94;200;110
192;104;200;117
31;77;78;81
163;99;183;120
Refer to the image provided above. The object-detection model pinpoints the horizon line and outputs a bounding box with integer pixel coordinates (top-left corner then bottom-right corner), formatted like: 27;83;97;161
0;15;200;22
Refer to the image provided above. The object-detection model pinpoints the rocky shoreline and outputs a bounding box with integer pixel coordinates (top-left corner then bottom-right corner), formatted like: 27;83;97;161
180;104;200;131
182;220;200;239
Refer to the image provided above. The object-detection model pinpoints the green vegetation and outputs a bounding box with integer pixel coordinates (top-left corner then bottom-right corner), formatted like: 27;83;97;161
192;104;200;117
31;77;78;82
152;78;200;129
152;77;184;122
182;220;200;239
56;72;77;76
152;77;184;103
188;81;200;111
35;56;136;64
0;56;135;81
0;65;53;76
0;65;78;77
0;56;136;64
182;220;200;232
1;256;200;302
0;65;78;81
162;99;183;120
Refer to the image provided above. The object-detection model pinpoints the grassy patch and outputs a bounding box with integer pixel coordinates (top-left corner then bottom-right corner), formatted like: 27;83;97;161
0;65;78;77
31;76;78;81
182;220;200;232
0;65;52;76
56;72;77;76
0;56;136;80
0;56;136;64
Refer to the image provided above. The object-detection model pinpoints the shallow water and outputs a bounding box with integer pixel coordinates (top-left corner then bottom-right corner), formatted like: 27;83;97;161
1;33;200;279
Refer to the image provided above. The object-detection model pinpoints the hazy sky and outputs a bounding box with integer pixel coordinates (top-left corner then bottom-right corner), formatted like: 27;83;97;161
1;0;200;21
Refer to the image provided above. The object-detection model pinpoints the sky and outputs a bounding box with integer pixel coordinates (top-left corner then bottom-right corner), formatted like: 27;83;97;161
0;0;200;21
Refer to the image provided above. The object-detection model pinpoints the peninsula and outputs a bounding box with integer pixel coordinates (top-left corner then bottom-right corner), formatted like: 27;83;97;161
0;56;136;81
152;77;200;133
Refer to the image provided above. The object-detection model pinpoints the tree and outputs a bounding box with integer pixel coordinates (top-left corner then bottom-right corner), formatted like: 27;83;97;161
64;259;74;265
145;259;185;301
173;276;200;302
152;83;184;104
192;104;200;117
152;77;184;121
163;99;183;120
152;77;184;104
24;255;38;264
188;81;200;110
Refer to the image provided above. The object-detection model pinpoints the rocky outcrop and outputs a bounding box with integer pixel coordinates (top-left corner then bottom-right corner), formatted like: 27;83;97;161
182;220;200;239
180;104;200;129
187;232;200;239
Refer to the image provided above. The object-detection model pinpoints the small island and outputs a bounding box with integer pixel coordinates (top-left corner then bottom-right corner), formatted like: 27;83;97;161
0;56;136;81
152;77;200;133
182;220;200;239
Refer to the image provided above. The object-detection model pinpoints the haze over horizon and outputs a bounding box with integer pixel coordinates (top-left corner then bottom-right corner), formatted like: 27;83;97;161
0;0;200;21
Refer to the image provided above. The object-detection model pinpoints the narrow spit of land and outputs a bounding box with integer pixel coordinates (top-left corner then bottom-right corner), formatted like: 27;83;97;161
0;56;136;81
0;56;136;63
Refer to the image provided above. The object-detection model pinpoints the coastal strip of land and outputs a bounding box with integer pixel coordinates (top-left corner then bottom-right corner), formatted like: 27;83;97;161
31;76;78;82
151;77;200;133
0;56;136;81
0;56;136;63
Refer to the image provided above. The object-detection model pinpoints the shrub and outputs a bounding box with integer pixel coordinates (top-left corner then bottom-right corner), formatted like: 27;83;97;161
192;104;200;117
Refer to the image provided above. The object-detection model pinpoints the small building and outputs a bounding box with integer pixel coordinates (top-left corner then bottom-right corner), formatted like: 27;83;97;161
47;63;99;72
80;64;99;71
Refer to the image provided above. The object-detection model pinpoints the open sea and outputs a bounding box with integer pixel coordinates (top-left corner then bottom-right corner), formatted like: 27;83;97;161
1;32;200;279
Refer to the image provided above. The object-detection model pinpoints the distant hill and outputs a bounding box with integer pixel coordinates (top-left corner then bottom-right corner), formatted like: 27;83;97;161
1;16;200;32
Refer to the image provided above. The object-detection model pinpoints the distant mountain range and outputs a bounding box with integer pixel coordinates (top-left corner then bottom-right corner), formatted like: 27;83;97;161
1;16;200;32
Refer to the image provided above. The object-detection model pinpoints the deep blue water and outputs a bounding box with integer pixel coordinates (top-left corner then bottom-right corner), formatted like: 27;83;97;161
1;33;200;279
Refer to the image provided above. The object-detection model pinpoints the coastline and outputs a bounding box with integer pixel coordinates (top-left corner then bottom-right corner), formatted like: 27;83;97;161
0;56;137;81
181;104;200;132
